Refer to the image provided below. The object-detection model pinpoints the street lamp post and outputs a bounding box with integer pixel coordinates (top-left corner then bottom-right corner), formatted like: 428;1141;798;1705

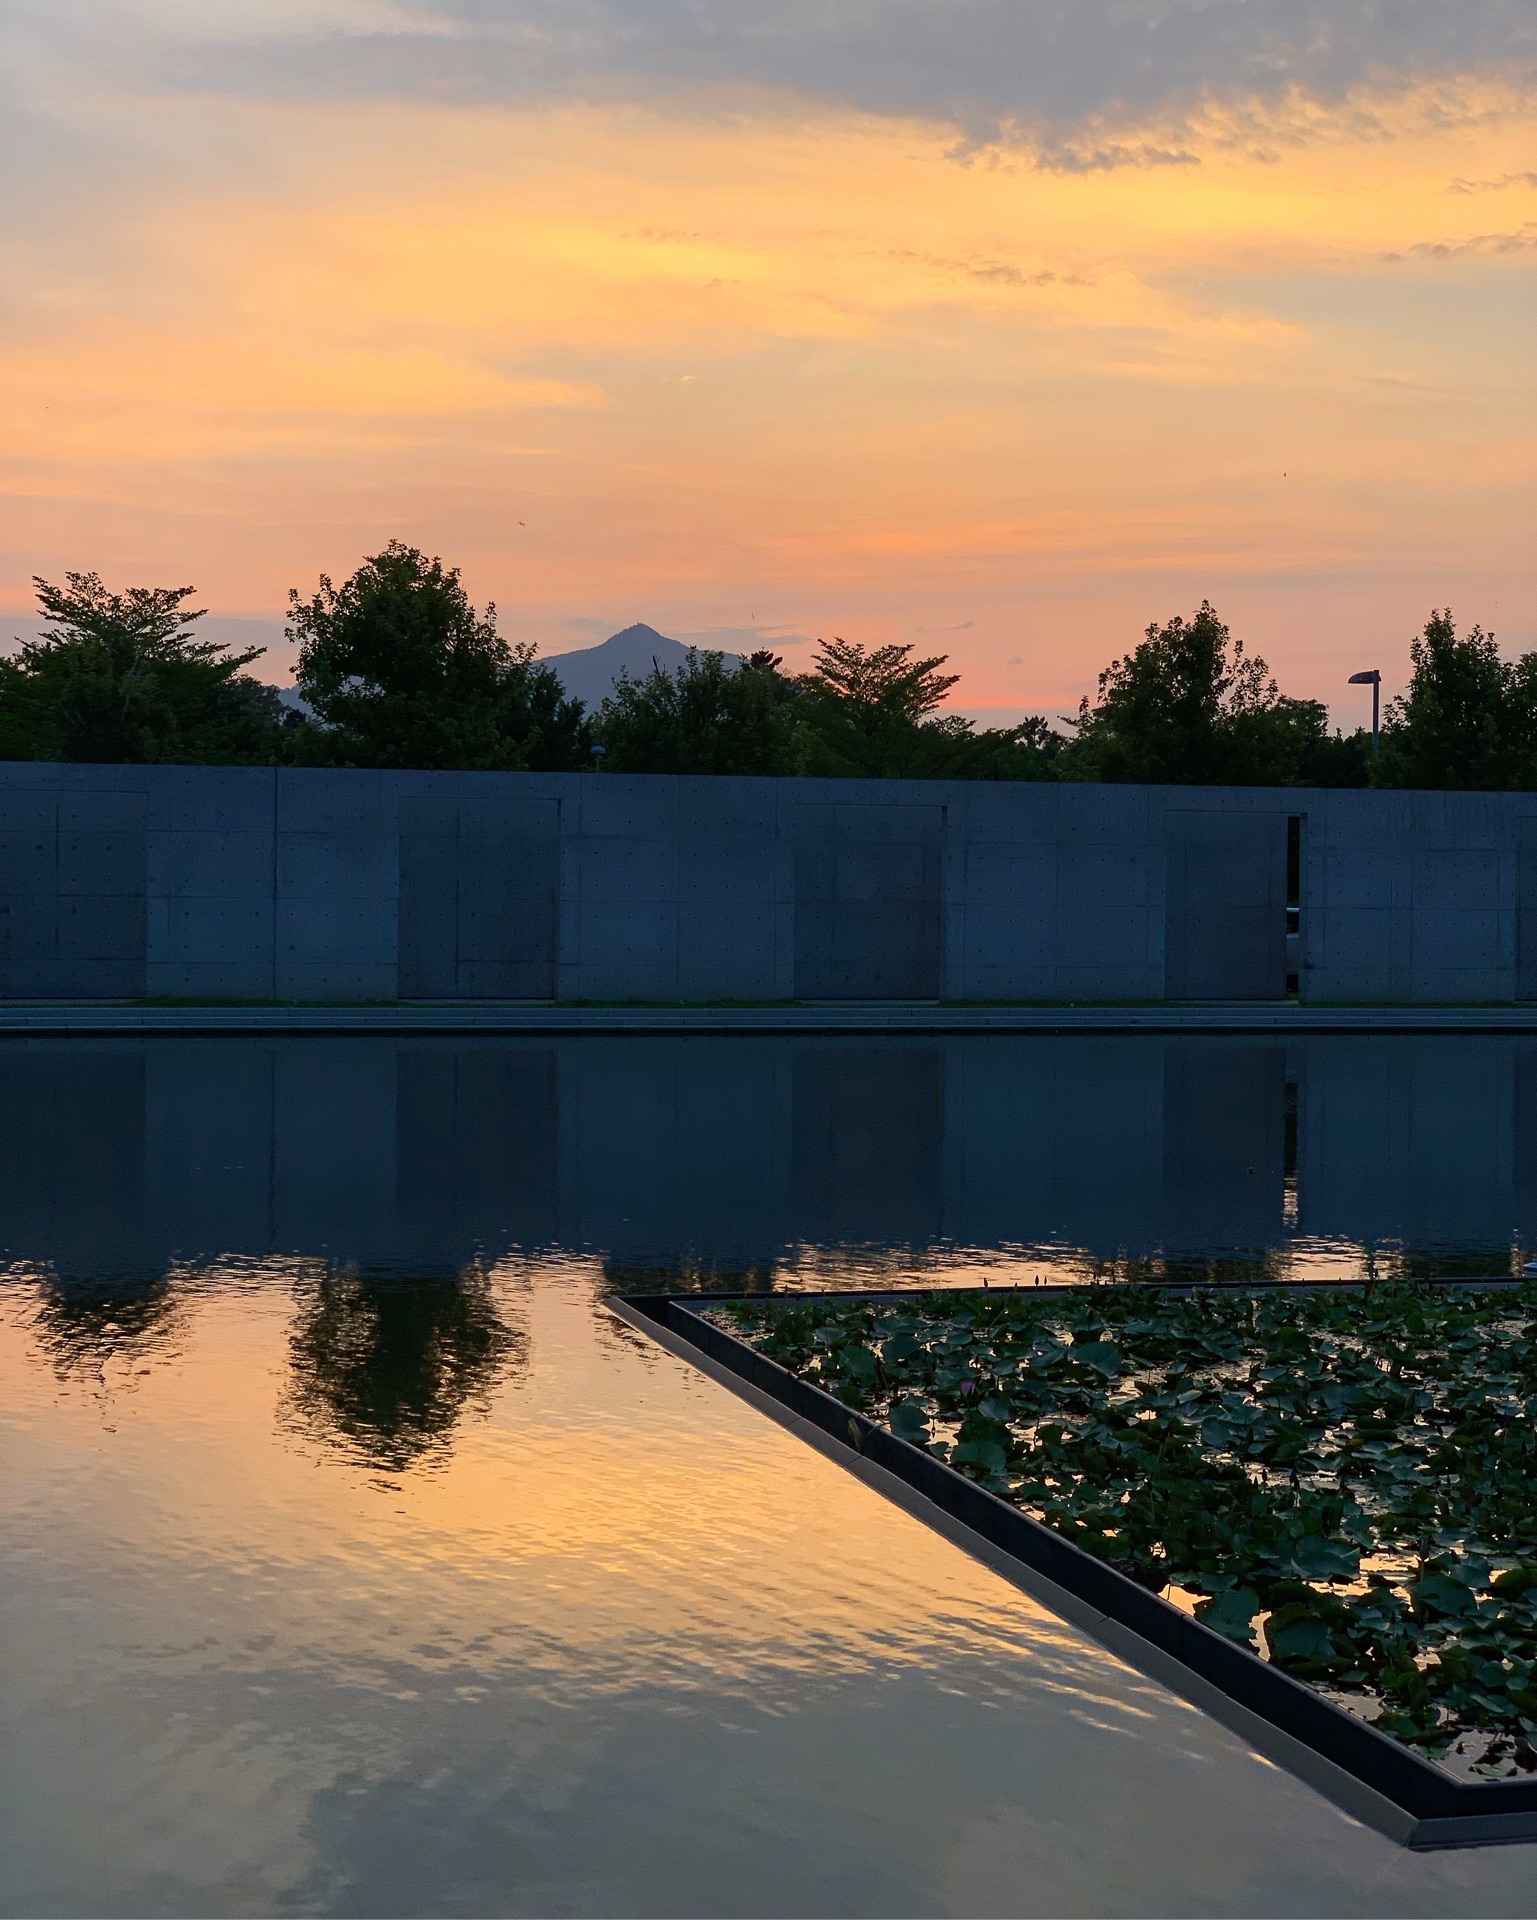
1348;669;1381;754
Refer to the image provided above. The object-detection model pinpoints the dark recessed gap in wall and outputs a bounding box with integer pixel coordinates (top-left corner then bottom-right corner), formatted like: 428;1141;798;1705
1286;815;1304;999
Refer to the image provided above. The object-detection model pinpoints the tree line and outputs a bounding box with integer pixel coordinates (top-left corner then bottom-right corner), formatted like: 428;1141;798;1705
1;540;1525;788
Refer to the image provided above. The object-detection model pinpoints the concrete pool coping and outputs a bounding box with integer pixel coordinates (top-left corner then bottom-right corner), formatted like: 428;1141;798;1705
611;1284;1537;1853
9;1001;1537;1037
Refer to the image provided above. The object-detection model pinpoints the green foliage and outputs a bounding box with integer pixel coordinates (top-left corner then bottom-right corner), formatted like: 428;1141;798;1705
1062;601;1334;787
805;636;961;721
1;572;293;764
289;541;589;771
1376;610;1521;791
592;635;1064;780
796;636;968;777
596;648;804;774
7;555;1513;793
1295;726;1373;789
719;1282;1537;1775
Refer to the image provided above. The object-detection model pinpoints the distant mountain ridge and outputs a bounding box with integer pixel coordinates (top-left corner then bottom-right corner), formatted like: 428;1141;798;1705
270;623;740;718
541;624;742;709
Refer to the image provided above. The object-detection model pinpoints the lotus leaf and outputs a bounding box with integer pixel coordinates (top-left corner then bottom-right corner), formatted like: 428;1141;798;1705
711;1280;1537;1777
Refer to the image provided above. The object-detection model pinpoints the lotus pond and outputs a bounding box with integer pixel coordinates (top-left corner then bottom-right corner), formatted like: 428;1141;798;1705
712;1282;1537;1778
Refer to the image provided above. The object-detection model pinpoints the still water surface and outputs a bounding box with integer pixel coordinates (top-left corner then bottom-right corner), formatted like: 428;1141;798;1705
4;1036;1537;1916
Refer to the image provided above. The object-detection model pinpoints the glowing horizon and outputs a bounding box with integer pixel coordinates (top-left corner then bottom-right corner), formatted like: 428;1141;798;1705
2;5;1533;725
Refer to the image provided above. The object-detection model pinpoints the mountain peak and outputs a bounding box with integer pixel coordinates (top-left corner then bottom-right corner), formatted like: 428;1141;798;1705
542;623;742;709
600;622;671;648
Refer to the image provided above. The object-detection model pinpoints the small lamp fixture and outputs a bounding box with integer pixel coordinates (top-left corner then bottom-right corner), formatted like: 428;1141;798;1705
590;743;607;771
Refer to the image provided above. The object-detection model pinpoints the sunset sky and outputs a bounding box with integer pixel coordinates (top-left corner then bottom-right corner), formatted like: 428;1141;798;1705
2;2;1533;722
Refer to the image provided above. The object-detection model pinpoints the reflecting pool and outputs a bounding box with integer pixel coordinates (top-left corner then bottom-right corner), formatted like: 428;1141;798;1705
5;1037;1537;1916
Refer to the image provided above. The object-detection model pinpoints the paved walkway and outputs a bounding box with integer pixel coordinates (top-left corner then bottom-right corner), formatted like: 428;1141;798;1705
6;1000;1537;1035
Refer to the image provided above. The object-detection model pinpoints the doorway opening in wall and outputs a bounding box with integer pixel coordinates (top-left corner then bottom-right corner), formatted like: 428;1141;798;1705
1286;816;1303;999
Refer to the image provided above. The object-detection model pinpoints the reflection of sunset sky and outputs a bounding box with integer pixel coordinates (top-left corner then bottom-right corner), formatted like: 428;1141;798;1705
9;1256;1537;1909
1;5;1532;717
0;1264;1138;1696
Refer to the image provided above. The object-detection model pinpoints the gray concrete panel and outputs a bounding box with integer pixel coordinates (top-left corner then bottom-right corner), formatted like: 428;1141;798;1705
1165;811;1287;1001
278;961;398;1002
1517;819;1537;1001
399;794;558;999
275;780;397;996
153;898;274;967
1413;847;1500;910
674;902;779;1001
138;766;273;835
0;787;59;996
794;802;943;999
277;830;397;901
151;830;273;900
12;763;1537;1003
1410;909;1501;977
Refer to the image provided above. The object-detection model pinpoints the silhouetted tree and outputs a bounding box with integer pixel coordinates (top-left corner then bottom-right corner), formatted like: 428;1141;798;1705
795;635;955;776
596;647;804;774
1062;601;1331;786
289;543;590;771
795;636;1061;779
1376;610;1517;790
1;573;293;764
282;1266;523;1473
1296;727;1374;788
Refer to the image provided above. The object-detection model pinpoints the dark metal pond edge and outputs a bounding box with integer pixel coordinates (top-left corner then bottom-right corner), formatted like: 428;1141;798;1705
608;1282;1537;1852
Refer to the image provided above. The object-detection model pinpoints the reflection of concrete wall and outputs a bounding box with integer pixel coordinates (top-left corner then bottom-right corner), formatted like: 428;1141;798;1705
1296;1039;1519;1251
396;1045;559;1254
942;1038;1164;1251
11;766;1537;1004
7;1034;1535;1280
1161;1044;1288;1250
792;1046;944;1242
557;1039;790;1266
0;1045;148;1268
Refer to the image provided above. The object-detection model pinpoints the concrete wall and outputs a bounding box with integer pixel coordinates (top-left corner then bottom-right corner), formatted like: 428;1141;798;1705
2;762;1536;1002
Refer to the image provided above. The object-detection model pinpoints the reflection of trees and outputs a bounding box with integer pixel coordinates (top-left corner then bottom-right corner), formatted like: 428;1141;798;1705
602;1259;778;1298
597;1261;778;1360
1076;1252;1296;1289
283;1264;524;1473
29;1271;186;1381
